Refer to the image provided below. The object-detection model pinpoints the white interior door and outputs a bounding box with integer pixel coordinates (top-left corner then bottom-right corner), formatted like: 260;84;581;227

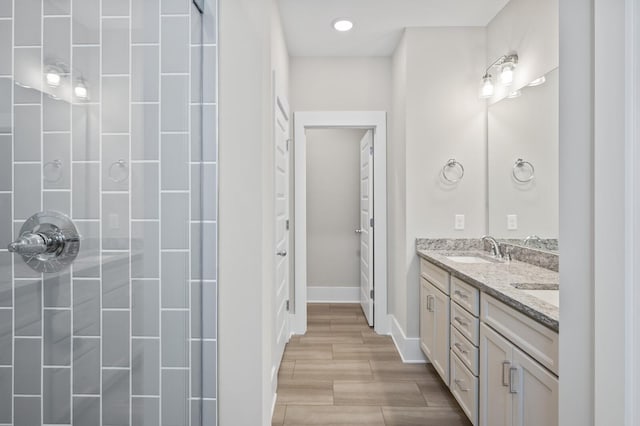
359;130;374;326
274;93;290;384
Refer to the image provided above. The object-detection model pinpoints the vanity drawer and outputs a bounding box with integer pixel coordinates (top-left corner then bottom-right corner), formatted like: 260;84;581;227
420;258;450;295
481;293;559;375
451;325;479;376
451;277;480;316
450;351;478;426
451;301;479;345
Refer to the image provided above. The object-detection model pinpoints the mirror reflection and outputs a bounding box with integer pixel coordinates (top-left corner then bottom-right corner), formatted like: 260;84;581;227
488;67;559;250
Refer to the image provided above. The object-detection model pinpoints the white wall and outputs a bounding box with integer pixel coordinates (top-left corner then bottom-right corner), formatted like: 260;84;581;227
389;33;408;333
290;57;391;111
488;67;559;238
219;0;289;424
219;0;272;423
306;128;364;289
486;0;559;102
389;27;488;337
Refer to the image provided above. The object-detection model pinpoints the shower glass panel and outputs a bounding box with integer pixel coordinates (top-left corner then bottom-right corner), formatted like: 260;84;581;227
0;0;217;424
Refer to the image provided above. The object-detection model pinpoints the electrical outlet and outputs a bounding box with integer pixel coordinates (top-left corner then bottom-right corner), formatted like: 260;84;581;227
507;214;518;230
454;214;465;230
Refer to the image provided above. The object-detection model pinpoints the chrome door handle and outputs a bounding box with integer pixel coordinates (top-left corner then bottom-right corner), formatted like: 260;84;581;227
354;229;364;234
276;250;287;257
502;361;511;387
509;366;519;394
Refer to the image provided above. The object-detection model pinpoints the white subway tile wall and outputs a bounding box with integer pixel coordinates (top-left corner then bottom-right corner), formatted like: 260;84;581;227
0;0;218;424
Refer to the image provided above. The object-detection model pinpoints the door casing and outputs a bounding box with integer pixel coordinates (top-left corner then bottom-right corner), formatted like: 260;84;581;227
292;111;389;336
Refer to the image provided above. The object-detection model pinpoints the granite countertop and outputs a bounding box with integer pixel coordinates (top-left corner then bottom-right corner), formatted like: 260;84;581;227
417;249;559;332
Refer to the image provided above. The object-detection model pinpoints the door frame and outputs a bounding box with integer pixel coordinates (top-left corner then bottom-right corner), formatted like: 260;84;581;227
292;111;389;335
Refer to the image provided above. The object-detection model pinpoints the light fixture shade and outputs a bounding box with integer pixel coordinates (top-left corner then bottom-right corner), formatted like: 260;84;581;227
500;63;515;85
480;75;494;98
74;80;88;100
46;72;61;88
507;90;522;99
528;76;546;87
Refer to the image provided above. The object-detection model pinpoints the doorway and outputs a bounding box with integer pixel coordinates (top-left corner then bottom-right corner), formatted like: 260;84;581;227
292;111;388;335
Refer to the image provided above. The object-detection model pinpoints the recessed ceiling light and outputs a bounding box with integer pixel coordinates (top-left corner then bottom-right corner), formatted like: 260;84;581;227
333;19;354;32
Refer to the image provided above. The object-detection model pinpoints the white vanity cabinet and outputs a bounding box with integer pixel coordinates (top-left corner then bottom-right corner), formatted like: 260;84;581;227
419;259;450;384
479;295;559;426
449;276;480;425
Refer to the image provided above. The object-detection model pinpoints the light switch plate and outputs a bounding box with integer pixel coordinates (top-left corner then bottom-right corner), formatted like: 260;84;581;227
507;214;518;230
454;214;465;230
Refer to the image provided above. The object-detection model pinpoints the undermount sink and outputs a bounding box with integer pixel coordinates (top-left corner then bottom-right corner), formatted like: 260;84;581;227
445;255;494;264
510;283;559;307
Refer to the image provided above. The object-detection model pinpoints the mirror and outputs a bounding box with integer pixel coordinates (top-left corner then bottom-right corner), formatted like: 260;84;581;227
487;67;559;251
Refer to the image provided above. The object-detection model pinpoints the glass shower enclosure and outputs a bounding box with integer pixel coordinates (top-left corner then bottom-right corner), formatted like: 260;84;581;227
0;0;217;424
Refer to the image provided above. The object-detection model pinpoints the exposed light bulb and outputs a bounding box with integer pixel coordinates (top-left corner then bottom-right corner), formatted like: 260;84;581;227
46;71;61;88
480;75;494;99
528;76;546;87
74;81;88;100
333;19;354;32
507;90;522;99
500;63;515;85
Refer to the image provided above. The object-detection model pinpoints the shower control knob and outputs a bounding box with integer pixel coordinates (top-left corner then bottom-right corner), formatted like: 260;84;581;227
8;233;50;256
8;211;80;273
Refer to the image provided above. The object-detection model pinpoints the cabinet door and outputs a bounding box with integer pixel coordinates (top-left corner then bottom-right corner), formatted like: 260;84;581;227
432;284;450;383
420;279;434;360
512;347;558;426
480;323;513;426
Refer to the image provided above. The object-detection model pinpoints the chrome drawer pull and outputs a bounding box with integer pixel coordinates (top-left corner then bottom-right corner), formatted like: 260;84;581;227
454;379;470;392
454;290;469;299
454;316;469;327
454;343;469;355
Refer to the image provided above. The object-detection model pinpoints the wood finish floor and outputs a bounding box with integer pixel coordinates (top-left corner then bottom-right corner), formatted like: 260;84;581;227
272;303;471;425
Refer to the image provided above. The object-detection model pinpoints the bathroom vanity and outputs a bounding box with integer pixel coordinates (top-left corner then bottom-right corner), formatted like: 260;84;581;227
417;244;558;426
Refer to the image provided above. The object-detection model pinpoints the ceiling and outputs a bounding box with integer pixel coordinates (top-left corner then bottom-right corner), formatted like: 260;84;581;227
277;0;510;57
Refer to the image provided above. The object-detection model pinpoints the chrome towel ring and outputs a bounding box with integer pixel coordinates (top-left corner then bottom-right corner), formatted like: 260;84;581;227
512;158;535;183
442;159;464;184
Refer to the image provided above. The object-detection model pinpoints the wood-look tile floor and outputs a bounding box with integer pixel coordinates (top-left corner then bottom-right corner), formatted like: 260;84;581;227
272;303;472;425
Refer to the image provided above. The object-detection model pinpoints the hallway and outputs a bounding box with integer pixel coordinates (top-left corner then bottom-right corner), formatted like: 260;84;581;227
272;304;471;425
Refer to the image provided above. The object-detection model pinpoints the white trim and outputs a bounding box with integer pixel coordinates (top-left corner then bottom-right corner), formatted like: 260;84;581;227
307;286;360;303
293;111;389;336
626;0;640;423
388;315;427;364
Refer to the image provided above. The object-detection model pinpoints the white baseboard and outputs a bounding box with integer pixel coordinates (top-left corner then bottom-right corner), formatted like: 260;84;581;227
389;315;427;363
308;286;360;303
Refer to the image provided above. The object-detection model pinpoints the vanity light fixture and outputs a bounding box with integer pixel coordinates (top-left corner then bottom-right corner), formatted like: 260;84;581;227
479;52;519;98
528;75;546;87
333;18;354;32
507;89;522;99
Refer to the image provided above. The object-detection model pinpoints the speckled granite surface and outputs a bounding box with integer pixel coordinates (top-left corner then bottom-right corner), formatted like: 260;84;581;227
501;243;559;272
416;238;560;272
417;249;559;332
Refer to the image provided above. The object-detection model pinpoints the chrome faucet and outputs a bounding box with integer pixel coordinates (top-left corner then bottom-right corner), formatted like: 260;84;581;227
523;235;542;247
481;235;503;259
